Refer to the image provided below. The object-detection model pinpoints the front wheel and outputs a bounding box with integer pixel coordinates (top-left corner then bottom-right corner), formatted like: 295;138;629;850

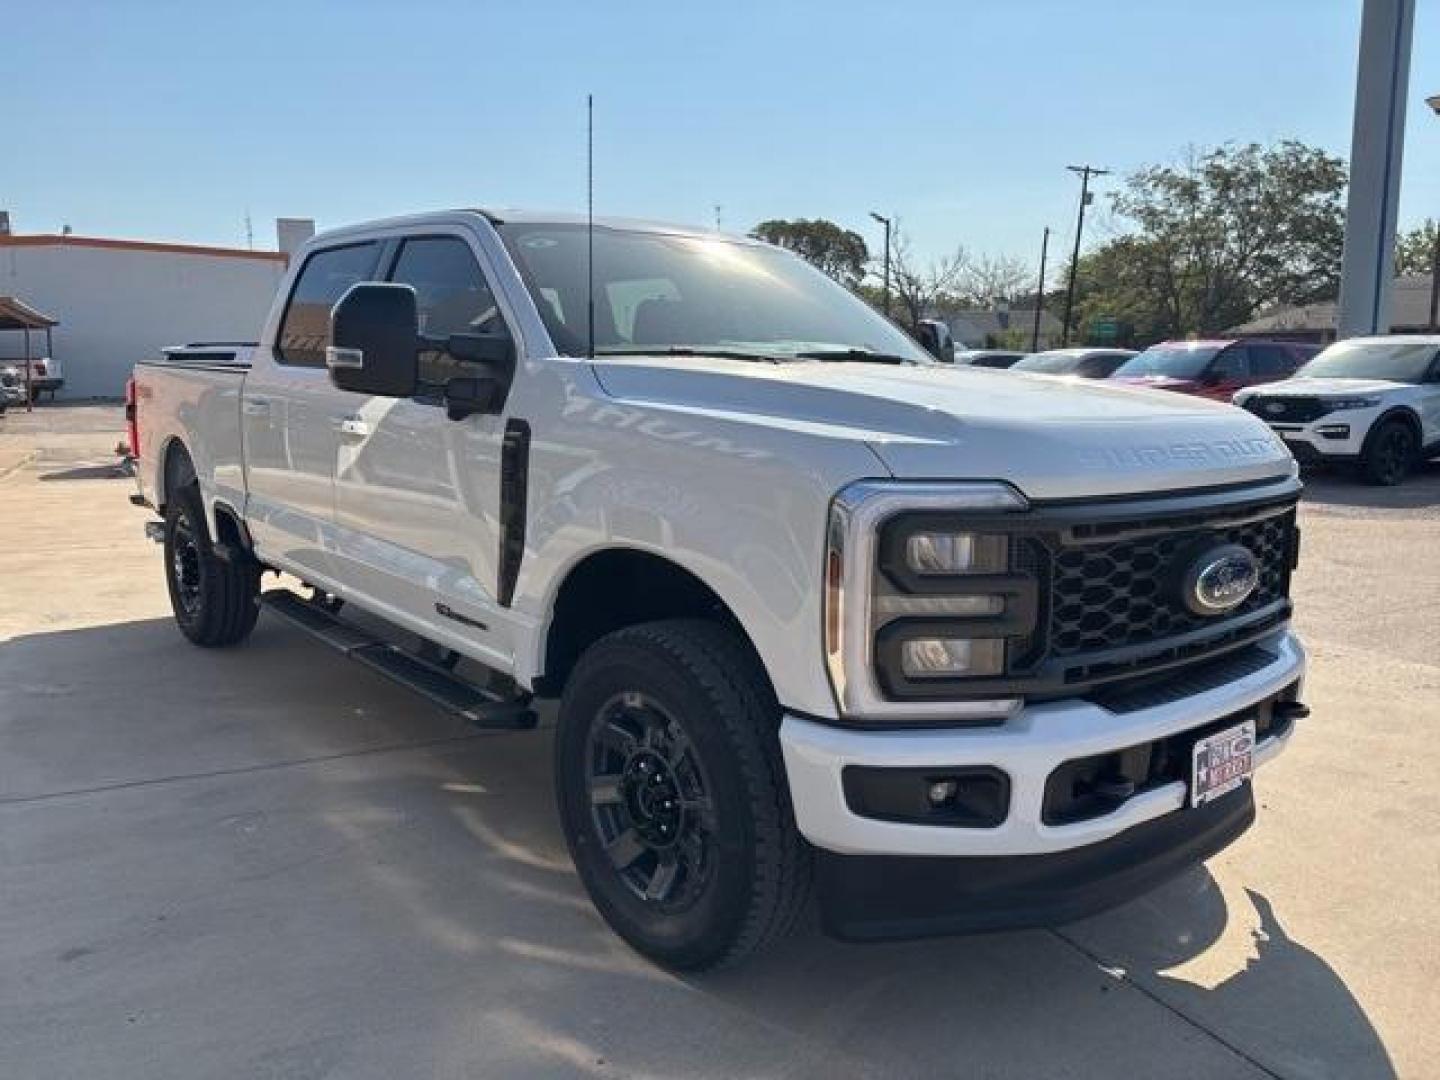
1361;418;1417;486
555;620;811;970
163;484;260;646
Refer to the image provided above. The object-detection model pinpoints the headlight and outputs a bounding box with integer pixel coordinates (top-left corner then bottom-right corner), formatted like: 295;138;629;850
904;532;1008;575
824;481;1034;724
1325;396;1382;411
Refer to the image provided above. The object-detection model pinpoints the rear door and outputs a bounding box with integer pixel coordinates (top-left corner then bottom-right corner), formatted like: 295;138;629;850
242;241;383;582
330;232;517;667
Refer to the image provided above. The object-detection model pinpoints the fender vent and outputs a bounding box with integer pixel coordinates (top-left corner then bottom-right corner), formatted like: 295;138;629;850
498;419;531;607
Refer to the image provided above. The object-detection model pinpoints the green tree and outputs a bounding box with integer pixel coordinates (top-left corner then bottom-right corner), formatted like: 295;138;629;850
1396;219;1438;276
749;218;870;285
1069;141;1346;343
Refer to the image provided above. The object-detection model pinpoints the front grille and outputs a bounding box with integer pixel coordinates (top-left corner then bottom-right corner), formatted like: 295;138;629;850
1050;511;1294;656
1244;396;1329;424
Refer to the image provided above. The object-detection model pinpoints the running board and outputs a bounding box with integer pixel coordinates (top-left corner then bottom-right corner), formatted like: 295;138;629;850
259;589;537;730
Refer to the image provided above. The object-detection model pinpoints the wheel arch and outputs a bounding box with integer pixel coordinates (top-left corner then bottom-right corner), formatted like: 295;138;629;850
1366;405;1423;445
157;436;197;513
533;546;771;700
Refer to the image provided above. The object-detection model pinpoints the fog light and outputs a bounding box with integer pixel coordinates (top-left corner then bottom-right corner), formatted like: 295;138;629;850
899;637;1004;678
905;532;1007;575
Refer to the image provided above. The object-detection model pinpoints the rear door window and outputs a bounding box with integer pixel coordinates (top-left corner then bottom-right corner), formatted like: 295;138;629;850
276;242;382;367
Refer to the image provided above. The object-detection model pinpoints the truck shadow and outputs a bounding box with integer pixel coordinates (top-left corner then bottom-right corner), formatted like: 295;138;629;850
0;614;1398;1079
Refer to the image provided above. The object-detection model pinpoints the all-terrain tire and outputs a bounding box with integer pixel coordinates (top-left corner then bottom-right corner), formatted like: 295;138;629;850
555;619;812;971
163;483;260;647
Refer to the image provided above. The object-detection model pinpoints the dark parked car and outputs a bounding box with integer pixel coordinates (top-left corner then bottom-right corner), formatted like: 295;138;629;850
953;349;1027;369
1110;339;1318;401
0;367;27;413
1011;347;1137;379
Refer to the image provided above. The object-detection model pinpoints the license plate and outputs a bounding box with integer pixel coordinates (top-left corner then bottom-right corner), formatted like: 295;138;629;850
1191;720;1256;808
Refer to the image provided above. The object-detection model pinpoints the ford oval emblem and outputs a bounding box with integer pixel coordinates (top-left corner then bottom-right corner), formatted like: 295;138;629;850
1183;544;1261;616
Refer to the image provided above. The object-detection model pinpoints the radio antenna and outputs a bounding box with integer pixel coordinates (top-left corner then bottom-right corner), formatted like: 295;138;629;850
586;93;595;361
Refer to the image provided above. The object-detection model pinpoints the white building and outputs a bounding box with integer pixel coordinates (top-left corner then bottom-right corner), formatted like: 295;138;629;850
0;223;308;398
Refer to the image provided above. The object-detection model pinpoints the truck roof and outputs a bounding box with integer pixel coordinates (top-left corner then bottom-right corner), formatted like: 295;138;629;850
305;208;764;249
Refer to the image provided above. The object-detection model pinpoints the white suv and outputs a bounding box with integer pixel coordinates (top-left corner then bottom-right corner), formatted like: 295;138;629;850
1234;335;1440;485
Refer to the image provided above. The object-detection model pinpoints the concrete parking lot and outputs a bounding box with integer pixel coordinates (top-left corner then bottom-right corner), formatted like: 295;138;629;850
2;404;1437;1079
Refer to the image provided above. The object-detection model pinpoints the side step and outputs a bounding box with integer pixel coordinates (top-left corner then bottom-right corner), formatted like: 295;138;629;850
259;589;537;730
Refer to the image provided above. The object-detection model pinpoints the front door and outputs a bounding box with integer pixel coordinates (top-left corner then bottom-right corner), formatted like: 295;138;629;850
243;241;384;583
331;233;516;668
1199;344;1252;400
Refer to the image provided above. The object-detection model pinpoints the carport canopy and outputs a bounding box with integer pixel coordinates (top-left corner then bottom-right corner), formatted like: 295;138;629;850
0;295;59;331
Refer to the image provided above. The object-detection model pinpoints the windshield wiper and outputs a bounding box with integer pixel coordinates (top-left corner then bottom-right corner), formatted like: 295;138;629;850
793;348;912;365
593;346;786;363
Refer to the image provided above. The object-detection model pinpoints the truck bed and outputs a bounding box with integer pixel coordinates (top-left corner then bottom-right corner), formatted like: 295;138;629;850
133;344;251;517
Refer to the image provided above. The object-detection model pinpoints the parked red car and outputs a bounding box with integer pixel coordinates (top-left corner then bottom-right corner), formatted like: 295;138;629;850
1109;339;1319;401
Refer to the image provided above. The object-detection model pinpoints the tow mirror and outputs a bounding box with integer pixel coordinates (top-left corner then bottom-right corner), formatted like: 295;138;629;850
915;319;954;363
443;332;515;420
326;283;419;397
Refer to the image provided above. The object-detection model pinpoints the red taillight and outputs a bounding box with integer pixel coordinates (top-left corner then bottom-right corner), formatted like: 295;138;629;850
125;377;139;457
33;361;46;376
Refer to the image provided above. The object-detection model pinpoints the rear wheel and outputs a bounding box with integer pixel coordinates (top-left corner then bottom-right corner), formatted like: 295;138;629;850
1361;418;1417;486
555;619;811;970
163;484;260;646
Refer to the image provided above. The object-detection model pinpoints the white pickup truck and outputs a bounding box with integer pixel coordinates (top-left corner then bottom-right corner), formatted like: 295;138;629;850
130;209;1308;970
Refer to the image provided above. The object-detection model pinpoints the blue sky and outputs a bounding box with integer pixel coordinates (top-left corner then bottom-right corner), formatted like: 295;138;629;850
6;0;1438;279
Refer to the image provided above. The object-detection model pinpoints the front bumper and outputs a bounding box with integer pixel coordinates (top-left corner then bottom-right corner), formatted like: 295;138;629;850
816;784;1255;940
1265;409;1382;463
780;628;1303;859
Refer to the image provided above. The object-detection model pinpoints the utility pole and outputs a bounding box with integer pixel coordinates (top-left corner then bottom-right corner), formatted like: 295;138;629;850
1031;226;1050;352
1061;165;1108;346
870;212;892;318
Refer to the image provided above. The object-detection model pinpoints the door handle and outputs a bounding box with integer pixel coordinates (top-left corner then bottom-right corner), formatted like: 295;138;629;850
337;416;371;438
242;398;271;417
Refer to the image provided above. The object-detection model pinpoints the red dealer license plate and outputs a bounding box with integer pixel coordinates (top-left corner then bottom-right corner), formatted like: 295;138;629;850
1191;720;1256;808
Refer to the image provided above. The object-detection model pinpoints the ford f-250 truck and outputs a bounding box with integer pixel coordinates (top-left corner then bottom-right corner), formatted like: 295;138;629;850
130;210;1308;970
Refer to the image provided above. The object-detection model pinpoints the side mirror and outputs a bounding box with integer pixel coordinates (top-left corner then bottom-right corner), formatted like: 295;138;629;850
326;283;419;397
915;320;953;362
442;332;515;420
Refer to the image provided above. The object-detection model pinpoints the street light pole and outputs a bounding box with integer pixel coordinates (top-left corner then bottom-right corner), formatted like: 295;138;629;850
870;212;892;318
1060;164;1108;346
1031;225;1050;352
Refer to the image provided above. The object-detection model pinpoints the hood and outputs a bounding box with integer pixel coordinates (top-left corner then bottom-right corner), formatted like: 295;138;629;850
1242;376;1411;398
591;358;1293;499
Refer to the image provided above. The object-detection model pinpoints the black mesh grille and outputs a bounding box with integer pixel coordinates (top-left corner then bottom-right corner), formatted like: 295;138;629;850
1049;510;1294;657
1243;396;1329;423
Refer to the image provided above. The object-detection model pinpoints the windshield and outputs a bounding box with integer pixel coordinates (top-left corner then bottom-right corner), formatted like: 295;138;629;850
1296;340;1438;383
1013;351;1084;374
1113;344;1220;379
497;223;931;363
